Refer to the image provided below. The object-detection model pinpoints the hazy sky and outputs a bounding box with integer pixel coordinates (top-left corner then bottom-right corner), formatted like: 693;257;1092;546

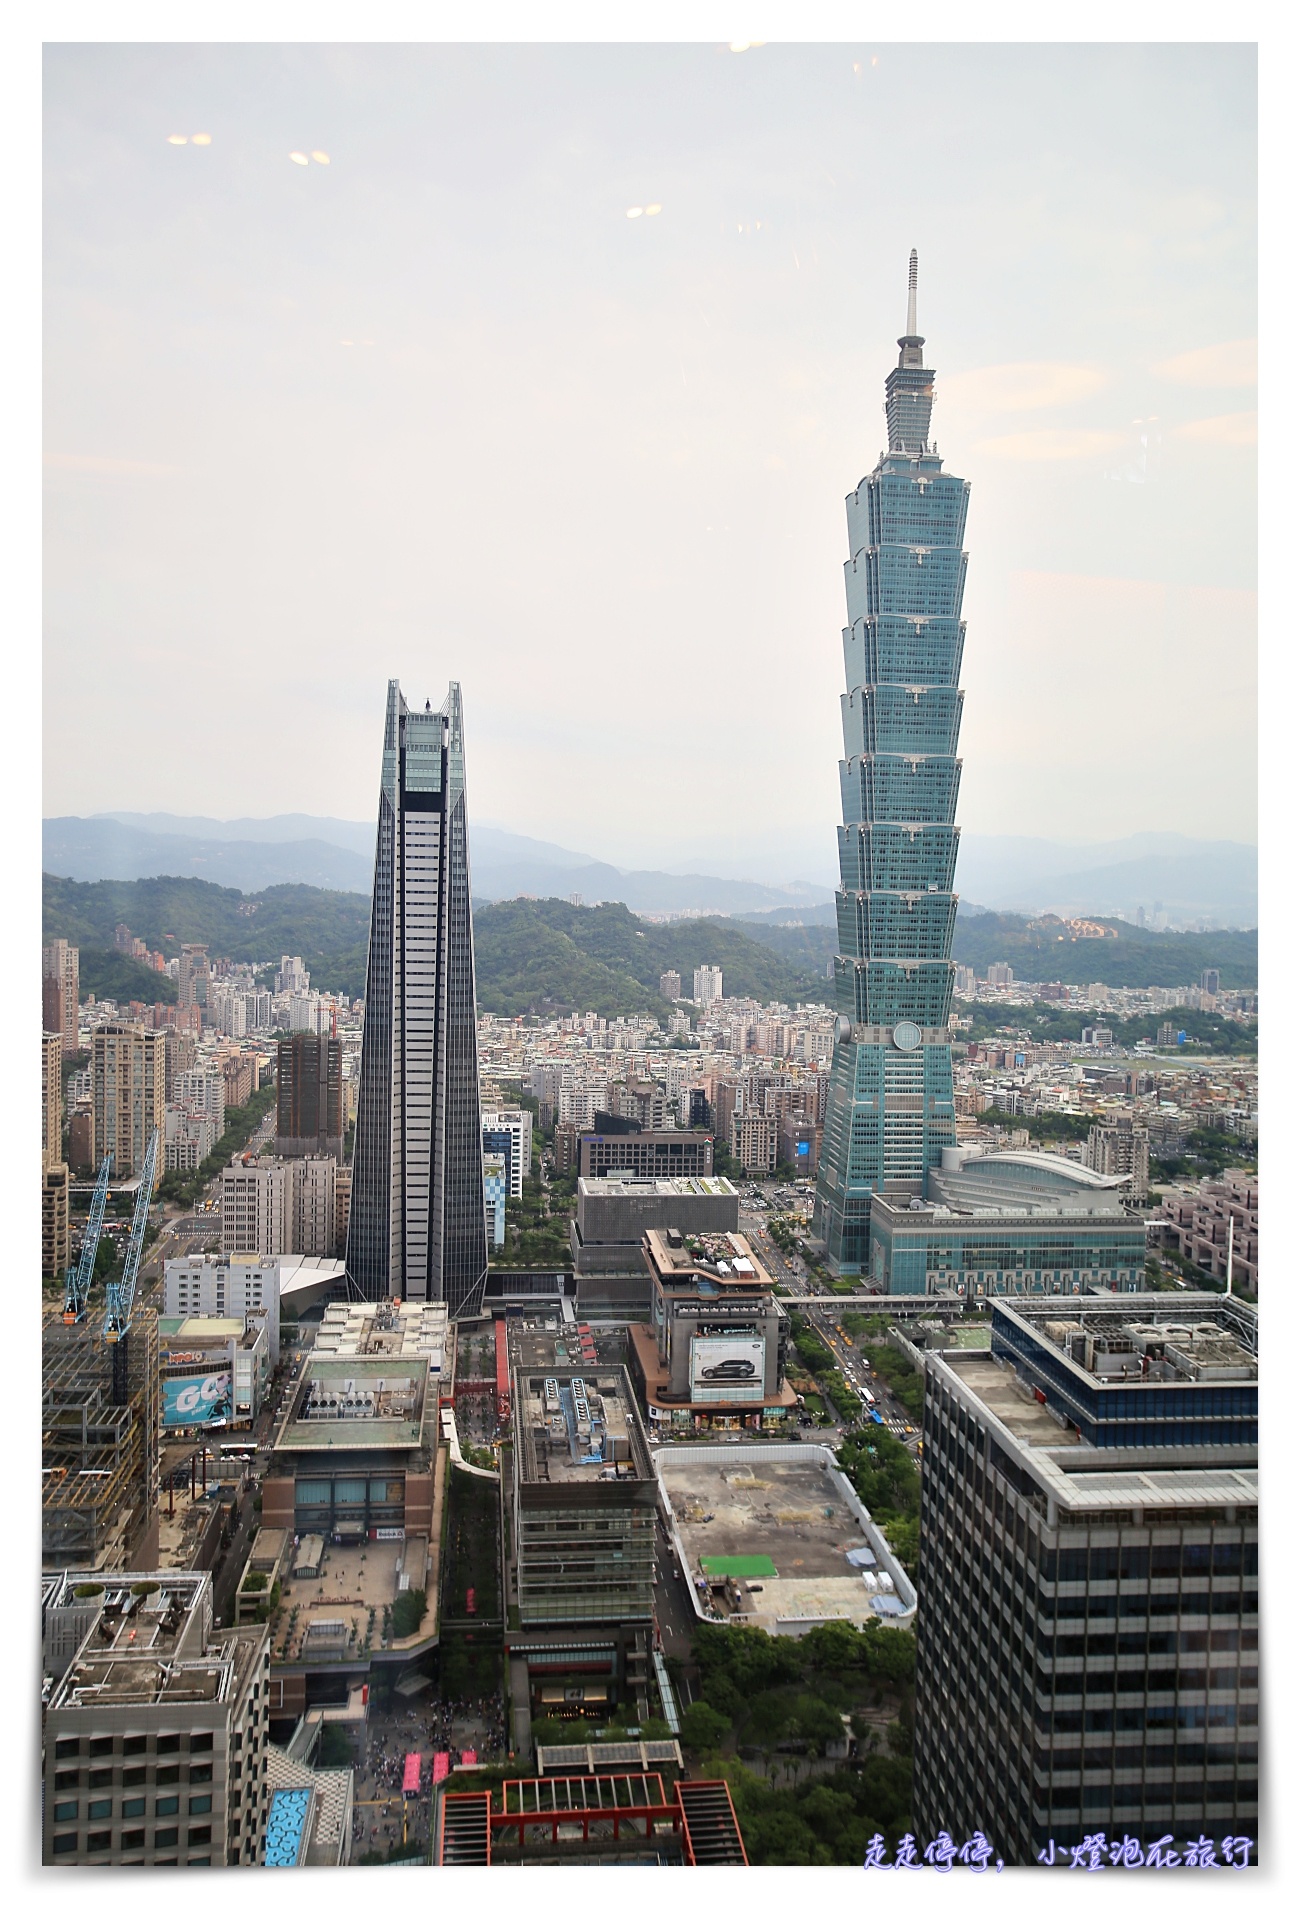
43;41;1256;884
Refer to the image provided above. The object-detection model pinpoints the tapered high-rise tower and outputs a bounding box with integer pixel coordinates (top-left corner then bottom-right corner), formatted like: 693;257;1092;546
813;254;962;1278
347;680;488;1315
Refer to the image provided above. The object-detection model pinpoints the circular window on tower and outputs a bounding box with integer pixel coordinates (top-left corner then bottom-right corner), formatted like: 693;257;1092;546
892;1020;922;1051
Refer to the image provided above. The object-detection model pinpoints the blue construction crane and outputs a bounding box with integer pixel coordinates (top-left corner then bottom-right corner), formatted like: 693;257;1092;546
104;1129;159;1380
62;1152;113;1325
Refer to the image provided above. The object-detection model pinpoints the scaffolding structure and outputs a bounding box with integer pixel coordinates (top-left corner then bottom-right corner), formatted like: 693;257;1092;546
42;1301;160;1572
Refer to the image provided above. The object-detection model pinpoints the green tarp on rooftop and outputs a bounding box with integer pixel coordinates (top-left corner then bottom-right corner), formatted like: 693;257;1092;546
699;1554;777;1578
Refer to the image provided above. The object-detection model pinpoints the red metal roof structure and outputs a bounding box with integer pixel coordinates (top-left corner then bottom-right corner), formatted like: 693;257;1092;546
434;1774;748;1865
676;1780;749;1865
495;1318;511;1421
439;1791;491;1865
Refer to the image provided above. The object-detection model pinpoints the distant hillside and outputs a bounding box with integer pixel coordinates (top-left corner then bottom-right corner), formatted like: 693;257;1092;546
948;913;1257;989
473;900;835;1021
722;912;1257;990
46;873;1251;1020
43;875;373;997
45;813;831;915
725;916;837;975
952;832;1256;927
45;813;1254;924
78;948;178;1007
42;877;836;1018
44;817;374;894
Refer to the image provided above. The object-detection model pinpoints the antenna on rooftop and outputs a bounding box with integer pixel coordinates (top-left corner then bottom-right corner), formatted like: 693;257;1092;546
906;248;918;337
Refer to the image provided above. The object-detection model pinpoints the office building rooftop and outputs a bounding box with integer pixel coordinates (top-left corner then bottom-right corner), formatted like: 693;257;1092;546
312;1299;450;1370
47;1575;258;1713
643;1229;772;1290
578;1176;737;1201
932;1294;1261;1519
994;1292;1257;1384
275;1355;431;1451
515;1366;654;1486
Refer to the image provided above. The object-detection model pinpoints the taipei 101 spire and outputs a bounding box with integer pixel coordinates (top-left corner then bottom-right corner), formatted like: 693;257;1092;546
812;253;965;1284
886;247;936;450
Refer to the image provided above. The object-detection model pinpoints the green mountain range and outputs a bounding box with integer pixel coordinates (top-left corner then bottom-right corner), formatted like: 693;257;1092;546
43;875;374;997
472;899;834;1020
41;877;834;1017
734;911;1257;992
43;874;1256;1019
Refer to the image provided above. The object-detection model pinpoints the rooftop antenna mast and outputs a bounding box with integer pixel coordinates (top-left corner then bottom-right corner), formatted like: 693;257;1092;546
906;247;918;336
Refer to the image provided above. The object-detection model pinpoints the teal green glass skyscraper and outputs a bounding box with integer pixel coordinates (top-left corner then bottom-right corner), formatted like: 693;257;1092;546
814;254;963;1278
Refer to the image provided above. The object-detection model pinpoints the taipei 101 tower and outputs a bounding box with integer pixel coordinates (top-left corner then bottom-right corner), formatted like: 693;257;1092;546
813;253;963;1280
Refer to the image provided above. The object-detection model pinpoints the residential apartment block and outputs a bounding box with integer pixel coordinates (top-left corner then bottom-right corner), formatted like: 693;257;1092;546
1158;1174;1259;1298
220;1156;342;1258
92;1023;166;1177
730;1106;778;1176
43;1029;71;1277
1085;1114;1151;1202
482;1105;533;1200
275;1031;344;1161
43;939;80;1054
692;965;723;1007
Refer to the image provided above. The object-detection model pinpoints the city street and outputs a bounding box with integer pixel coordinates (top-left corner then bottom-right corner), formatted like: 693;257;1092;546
138;1103;277;1299
653;1518;697;1663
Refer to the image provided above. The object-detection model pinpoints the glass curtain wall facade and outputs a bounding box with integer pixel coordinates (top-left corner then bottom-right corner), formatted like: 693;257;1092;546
868;1204;1148;1301
914;1299;1259;1864
347;680;489;1316
815;253;962;1276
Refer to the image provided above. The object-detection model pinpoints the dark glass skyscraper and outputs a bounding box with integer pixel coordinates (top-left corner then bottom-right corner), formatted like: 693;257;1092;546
275;1030;344;1160
347;680;488;1315
813;253;962;1278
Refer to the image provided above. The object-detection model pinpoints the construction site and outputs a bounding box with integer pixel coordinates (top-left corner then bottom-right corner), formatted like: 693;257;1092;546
42;1300;161;1572
42;1140;163;1574
655;1446;916;1635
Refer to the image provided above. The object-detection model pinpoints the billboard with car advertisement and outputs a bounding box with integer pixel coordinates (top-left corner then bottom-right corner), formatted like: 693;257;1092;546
163;1371;231;1425
689;1334;766;1404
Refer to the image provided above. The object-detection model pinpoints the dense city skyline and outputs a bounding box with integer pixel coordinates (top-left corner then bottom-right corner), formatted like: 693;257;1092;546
36;35;1262;1877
